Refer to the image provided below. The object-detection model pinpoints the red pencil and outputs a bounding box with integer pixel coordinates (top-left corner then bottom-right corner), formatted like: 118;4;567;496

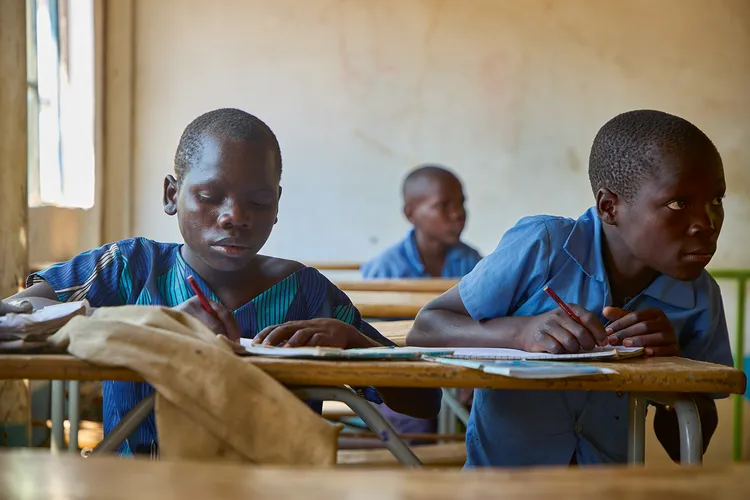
187;275;220;320
543;285;584;326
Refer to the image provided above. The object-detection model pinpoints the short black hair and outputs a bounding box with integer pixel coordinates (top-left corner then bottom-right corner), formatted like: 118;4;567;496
402;164;460;200
174;108;282;181
588;109;719;201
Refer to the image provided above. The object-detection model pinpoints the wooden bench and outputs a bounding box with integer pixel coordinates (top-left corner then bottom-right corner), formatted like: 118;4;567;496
337;442;466;468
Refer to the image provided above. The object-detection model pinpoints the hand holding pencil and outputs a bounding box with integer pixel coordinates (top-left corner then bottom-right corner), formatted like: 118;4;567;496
516;286;608;354
171;275;242;341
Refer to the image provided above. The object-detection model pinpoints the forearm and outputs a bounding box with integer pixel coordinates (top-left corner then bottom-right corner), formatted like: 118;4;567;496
376;387;442;419
407;308;529;348
653;394;718;462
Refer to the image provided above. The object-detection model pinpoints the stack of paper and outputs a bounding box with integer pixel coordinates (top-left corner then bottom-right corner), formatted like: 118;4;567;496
0;300;90;344
443;345;643;361
424;357;618;379
239;340;454;360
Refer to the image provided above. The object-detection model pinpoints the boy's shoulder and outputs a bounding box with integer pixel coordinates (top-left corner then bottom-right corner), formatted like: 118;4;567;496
255;255;307;278
452;240;482;259
505;212;582;247
361;233;415;278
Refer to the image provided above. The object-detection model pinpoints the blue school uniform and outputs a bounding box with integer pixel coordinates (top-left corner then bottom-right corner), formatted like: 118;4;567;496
459;207;733;467
29;238;391;456
361;229;482;279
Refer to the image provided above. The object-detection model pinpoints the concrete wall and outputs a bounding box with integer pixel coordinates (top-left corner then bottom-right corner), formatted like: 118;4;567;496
123;0;750;267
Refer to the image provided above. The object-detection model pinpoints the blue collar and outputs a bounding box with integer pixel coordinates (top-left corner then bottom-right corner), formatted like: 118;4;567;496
563;207;695;309
404;229;463;276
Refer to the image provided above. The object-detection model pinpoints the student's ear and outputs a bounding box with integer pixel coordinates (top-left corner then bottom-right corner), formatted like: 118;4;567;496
596;188;619;226
163;175;178;216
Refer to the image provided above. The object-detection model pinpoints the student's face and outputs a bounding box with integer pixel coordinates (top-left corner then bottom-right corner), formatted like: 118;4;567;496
407;176;467;246
607;149;725;281
163;135;280;273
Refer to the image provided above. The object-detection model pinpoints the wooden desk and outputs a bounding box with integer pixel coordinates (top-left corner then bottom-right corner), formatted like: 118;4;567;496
2;449;749;499
346;291;439;318
0;355;744;394
337;279;458;293
1;355;744;465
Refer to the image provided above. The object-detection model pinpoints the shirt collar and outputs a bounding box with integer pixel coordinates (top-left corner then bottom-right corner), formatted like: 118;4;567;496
403;229;465;276
563;207;695;309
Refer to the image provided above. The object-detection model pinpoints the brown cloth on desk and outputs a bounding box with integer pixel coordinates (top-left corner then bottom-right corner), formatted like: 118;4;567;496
48;306;341;465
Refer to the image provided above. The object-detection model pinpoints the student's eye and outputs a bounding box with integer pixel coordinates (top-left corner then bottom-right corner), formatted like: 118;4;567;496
711;196;724;206
249;199;274;209
666;200;686;211
197;193;218;204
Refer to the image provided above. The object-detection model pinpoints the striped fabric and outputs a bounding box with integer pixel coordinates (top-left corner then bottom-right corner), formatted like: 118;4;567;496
30;238;390;455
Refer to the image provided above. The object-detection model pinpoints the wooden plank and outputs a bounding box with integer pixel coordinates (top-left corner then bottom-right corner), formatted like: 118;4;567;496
0;354;744;394
336;279;458;293
101;0;135;243
0;0;28;298
1;449;749;499
306;262;361;271
347;291;439;318
370;320;413;346
0;0;30;427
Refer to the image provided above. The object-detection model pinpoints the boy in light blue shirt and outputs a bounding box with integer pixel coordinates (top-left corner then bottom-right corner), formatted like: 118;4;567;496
362;165;481;439
362;165;481;279
409;110;732;466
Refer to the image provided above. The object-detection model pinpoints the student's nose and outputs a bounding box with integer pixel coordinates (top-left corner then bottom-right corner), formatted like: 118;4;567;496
688;205;717;237
217;199;251;229
450;205;466;221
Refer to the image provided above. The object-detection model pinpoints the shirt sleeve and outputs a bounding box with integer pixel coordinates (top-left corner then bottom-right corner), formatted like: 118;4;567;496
459;217;552;320
26;240;131;306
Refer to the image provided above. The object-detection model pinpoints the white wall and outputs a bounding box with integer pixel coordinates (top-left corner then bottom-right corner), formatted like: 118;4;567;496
129;0;750;267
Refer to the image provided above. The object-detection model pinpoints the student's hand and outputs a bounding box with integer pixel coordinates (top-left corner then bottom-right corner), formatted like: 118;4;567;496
0;300;33;316
172;296;242;342
520;305;608;354
602;307;679;357
252;319;378;349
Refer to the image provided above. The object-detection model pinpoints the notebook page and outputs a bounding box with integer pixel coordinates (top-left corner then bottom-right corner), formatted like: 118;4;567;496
446;346;642;361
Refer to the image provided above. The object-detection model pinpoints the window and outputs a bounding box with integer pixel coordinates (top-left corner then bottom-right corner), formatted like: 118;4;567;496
26;0;95;209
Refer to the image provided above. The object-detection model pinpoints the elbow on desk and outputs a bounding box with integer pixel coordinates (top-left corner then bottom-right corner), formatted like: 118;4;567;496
406;311;441;347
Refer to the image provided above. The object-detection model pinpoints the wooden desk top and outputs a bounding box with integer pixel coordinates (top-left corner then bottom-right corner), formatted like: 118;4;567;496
370;320;414;346
306;262;361;271
337;279;458;293
347;291;439;318
2;450;749;499
0;354;744;394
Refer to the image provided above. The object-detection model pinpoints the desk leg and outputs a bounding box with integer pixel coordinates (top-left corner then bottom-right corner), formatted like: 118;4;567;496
294;387;423;467
67;381;80;452
89;392;156;456
87;386;423;467
50;380;65;453
645;393;703;465
627;393;647;464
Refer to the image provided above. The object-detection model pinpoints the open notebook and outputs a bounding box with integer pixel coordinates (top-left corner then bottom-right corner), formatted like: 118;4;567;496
239;339;454;360
424;357;618;379
442;345;644;361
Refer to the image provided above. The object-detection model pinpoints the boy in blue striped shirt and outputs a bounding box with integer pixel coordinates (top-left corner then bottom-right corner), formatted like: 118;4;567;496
2;108;441;455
